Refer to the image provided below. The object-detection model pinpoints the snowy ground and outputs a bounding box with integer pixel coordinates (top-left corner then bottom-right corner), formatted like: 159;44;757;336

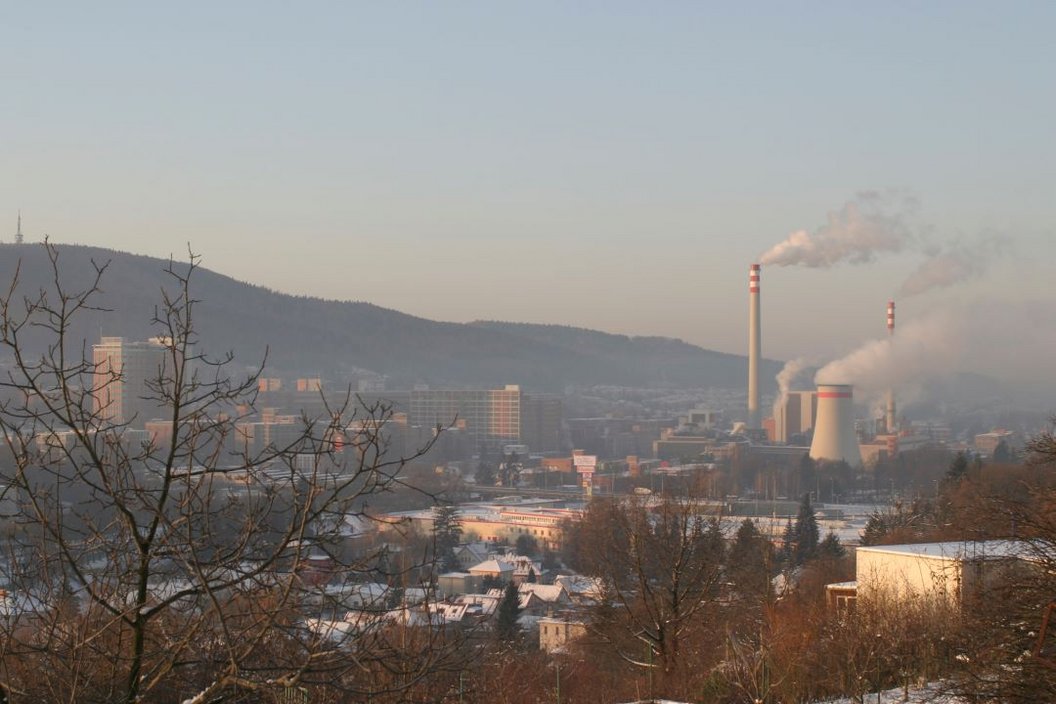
623;683;966;704
822;682;965;703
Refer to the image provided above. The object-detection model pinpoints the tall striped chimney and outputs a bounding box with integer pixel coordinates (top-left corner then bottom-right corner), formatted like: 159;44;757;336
886;300;896;433
748;264;761;428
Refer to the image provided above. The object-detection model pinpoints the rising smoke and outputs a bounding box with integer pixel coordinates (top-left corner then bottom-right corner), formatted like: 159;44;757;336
814;299;1056;407
898;234;1010;297
760;191;919;268
772;357;812;418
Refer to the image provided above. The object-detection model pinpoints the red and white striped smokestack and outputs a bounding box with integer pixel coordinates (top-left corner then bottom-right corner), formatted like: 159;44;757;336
748;264;761;428
886;300;896;433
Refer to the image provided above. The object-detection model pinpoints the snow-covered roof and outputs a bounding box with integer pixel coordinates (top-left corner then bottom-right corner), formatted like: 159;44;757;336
469;559;514;574
428;602;469;623
856;540;1027;561
556;575;605;599
453;593;499;615
519;583;567;603
456;542;490;561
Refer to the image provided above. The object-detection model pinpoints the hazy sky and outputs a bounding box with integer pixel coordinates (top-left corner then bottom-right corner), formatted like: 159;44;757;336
2;2;1054;367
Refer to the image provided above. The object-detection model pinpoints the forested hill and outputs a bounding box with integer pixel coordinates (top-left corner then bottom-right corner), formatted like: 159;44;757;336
0;243;780;391
469;321;782;389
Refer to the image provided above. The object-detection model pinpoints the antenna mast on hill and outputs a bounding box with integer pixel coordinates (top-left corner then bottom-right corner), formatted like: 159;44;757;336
15;211;23;244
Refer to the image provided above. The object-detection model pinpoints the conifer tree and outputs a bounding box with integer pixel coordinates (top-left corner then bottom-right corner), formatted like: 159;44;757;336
433;504;463;572
946;451;969;481
496;581;522;640
793;493;820;565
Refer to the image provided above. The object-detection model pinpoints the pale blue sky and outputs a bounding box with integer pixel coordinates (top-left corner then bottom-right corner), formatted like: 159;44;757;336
2;2;1053;365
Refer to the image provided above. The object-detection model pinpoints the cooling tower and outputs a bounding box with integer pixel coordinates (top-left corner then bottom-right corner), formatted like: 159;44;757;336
747;264;761;428
885;301;896;433
809;383;862;466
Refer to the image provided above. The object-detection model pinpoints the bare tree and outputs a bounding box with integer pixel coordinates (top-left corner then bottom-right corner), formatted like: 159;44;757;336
0;243;461;703
939;423;1056;703
569;496;724;692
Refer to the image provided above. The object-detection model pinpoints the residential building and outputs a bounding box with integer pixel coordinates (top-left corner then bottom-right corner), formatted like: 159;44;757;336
539;614;588;653
521;392;565;453
91;336;170;427
410;385;523;449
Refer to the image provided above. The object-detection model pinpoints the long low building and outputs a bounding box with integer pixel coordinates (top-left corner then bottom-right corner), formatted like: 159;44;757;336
383;502;583;552
828;540;1029;609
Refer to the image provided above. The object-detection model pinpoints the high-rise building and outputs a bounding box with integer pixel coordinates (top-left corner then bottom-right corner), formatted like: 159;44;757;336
521;393;565;453
409;384;525;449
92;337;170;427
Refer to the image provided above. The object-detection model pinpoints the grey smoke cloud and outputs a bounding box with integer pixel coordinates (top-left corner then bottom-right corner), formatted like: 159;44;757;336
898;234;1010;297
760;191;919;268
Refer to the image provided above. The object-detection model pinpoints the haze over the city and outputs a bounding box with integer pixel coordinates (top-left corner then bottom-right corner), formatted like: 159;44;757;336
2;2;1054;391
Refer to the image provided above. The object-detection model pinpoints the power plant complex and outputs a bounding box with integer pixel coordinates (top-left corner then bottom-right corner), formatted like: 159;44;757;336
745;263;894;468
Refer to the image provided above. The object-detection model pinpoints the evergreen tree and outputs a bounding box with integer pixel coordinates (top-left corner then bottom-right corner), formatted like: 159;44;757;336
728;518;771;602
386;585;405;609
515;533;539;557
993;440;1012;464
792;493;820;565
860;511;888;546
817;532;845;560
779;517;796;566
495;581;522;640
475;444;496;487
432;504;462;572
541;548;560;572
499;450;522;487
946;451;969;481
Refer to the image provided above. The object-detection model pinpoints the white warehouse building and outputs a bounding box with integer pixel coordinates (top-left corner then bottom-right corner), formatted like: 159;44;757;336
835;540;1029;608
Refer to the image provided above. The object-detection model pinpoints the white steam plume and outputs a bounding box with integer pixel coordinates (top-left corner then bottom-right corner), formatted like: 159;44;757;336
760;191;918;268
813;299;1056;407
815;311;965;401
898;234;1010;297
772;357;811;418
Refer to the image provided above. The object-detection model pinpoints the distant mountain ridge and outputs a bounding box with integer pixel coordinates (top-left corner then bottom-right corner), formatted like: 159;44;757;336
0;243;780;391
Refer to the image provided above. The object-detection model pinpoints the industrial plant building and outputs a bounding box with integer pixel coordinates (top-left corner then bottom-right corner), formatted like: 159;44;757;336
772;391;818;443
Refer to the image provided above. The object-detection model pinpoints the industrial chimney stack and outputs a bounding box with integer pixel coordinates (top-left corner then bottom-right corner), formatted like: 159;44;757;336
747;264;761;428
886;300;896;433
809;383;863;466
